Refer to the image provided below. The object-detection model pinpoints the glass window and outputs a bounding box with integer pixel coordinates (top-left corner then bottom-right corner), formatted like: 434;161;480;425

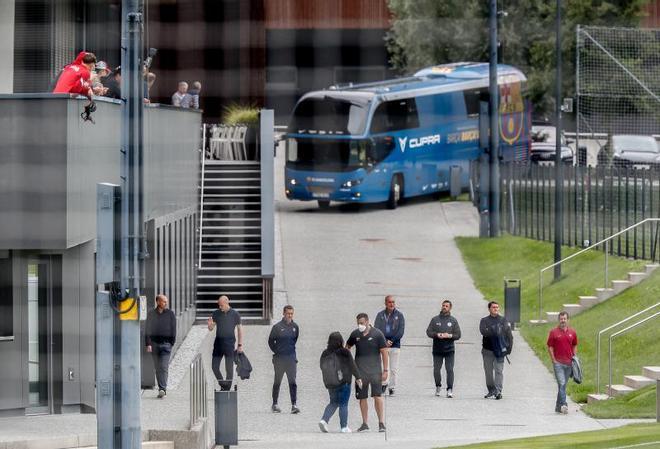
370;98;419;134
464;88;485;117
288;97;370;135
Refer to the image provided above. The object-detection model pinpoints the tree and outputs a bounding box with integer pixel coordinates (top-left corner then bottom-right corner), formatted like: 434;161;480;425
385;0;651;117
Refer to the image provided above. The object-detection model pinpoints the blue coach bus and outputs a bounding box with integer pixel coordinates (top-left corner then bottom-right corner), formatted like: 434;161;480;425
284;62;531;209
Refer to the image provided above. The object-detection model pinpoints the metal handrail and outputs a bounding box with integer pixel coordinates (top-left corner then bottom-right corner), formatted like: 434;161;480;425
607;311;660;396
537;218;660;321
198;123;207;269
190;353;208;429
597;302;660;394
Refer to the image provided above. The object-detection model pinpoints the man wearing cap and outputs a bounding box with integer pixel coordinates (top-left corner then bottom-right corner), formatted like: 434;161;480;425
102;66;121;100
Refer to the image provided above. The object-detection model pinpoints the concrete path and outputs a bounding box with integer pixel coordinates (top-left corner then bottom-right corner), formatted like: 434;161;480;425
219;154;643;449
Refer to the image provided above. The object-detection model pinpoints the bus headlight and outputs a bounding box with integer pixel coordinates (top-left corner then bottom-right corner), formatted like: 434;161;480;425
341;178;363;188
289;178;297;185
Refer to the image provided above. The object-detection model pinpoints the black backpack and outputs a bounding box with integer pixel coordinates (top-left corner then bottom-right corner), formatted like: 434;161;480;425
320;351;344;388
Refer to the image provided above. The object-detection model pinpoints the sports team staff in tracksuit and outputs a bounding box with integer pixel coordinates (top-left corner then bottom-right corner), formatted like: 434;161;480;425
373;295;405;396
268;305;301;414
426;299;462;398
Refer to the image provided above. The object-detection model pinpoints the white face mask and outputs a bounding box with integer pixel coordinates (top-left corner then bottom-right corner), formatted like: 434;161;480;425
357;324;367;333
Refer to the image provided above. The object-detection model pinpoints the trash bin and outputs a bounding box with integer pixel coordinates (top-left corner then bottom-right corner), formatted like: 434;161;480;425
215;388;238;448
450;165;462;200
504;279;521;329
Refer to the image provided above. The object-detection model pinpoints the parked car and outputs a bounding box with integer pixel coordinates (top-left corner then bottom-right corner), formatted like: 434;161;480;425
597;135;660;168
530;125;574;164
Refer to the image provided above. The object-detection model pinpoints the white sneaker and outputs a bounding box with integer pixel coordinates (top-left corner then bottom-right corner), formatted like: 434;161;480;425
560;405;568;414
318;420;329;433
435;386;442;397
446;389;453;398
340;427;352;433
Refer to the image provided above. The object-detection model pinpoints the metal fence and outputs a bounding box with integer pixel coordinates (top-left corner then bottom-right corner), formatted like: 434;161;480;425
190;353;208;429
496;162;660;260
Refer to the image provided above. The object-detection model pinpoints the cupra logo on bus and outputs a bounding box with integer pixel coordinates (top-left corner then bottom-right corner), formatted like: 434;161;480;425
398;134;441;153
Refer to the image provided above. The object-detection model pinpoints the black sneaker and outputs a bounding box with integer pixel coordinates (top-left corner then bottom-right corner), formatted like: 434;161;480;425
388;388;395;396
495;393;502;400
271;404;281;413
291;405;300;414
357;423;369;432
484;391;495;399
378;422;386;433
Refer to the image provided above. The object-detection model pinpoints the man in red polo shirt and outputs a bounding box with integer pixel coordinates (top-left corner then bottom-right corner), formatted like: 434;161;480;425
547;311;578;414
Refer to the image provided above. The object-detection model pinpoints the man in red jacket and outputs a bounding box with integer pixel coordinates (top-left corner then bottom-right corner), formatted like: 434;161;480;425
53;52;97;98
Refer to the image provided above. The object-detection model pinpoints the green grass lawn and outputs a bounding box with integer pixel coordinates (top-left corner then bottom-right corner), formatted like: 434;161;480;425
456;235;658;416
584;385;658;419
436;423;660;449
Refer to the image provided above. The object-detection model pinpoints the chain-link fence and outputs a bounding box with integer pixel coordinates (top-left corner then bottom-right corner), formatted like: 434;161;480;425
576;26;660;164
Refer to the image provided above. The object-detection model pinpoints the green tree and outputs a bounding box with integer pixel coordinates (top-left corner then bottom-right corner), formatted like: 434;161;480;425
386;0;651;117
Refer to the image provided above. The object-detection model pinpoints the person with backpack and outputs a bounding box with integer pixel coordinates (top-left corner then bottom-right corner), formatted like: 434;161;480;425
319;332;362;433
268;305;300;414
479;301;513;400
546;311;578;414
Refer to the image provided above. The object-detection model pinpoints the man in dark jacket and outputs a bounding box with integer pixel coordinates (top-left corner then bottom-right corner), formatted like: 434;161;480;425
145;294;177;398
373;295;405;395
479;301;513;400
268;305;300;414
426;299;461;398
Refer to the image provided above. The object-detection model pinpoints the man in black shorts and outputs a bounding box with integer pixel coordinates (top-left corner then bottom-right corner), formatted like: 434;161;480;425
207;295;243;390
346;313;389;433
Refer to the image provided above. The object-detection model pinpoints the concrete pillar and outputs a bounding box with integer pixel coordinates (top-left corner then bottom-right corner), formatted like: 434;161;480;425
0;0;15;93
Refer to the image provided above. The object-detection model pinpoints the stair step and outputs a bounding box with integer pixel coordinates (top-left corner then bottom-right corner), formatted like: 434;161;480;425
595;288;614;301
624;375;655;389
642;366;660;380
199;266;260;271
545;311;560;320
628;272;647;284
198;283;262;287
645;264;659;274
199;275;262;279
200;259;261;263
202;185;261;190
611;280;632;293
197;291;262;296
607;384;635;396
587;393;610;403
562;304;582;314
203;218;261;222
578;296;599;308
202;226;261;230
201;250;261;254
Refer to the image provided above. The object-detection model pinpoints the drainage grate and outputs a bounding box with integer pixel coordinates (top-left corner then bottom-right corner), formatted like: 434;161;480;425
360;238;386;243
394;257;423;262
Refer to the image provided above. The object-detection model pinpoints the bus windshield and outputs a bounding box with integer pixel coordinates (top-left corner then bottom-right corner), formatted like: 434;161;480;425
286;137;394;172
288;97;370;135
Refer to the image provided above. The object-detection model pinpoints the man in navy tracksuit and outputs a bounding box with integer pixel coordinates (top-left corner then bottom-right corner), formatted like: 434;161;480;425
426;300;462;398
374;295;405;395
268;305;300;414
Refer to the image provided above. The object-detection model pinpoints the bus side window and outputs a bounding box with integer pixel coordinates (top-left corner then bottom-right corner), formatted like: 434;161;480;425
371;98;419;134
464;89;482;117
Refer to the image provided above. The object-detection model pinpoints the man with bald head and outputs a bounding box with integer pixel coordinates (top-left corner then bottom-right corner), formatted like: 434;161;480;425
374;295;405;396
145;294;177;398
208;295;243;390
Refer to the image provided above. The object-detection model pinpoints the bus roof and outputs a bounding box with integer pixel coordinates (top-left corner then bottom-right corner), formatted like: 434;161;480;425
321;62;526;101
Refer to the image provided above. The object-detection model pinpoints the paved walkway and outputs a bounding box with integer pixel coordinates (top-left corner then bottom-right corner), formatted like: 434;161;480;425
217;154;648;449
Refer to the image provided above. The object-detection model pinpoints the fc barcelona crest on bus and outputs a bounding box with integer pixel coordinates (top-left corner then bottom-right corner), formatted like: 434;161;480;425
499;77;525;145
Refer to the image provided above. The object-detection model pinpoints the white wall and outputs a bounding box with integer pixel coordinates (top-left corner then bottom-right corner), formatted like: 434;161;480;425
0;1;14;94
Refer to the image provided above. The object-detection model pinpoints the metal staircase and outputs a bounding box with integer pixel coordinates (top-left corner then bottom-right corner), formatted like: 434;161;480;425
195;114;275;323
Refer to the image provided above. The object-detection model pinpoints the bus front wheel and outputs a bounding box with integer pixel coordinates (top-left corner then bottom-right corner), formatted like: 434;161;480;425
387;175;403;209
318;200;330;209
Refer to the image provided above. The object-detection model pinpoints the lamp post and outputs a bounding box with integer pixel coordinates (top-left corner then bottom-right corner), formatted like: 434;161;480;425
489;0;500;237
554;0;563;279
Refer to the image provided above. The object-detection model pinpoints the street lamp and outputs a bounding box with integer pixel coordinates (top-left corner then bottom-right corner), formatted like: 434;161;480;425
554;0;563;279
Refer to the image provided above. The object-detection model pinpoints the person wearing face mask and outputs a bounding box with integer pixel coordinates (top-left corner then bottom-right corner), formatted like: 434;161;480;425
426;299;462;398
346;313;389;433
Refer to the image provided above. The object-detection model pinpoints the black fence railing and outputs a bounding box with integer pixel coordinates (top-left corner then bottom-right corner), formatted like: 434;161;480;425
488;162;660;261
